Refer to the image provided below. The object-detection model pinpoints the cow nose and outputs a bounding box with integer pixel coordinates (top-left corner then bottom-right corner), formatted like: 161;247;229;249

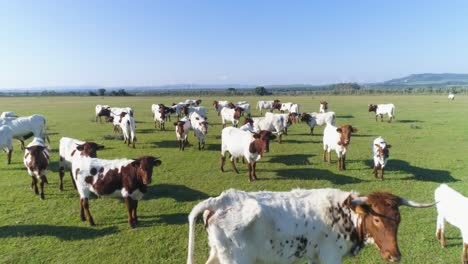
383;251;401;262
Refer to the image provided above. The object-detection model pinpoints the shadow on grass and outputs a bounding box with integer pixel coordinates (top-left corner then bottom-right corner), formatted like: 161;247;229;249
145;184;209;201
206;143;221;151
281;139;310;144
336;115;354;119
364;159;458;182
137;128;156;134
397;120;424;123
270;154;313;166
274;168;365;184
0;225;118;240
139;213;188;226
152;140;178;148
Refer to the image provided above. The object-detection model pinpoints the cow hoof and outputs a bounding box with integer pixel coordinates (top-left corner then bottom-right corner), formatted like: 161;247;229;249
81;217;86;222
40;194;45;200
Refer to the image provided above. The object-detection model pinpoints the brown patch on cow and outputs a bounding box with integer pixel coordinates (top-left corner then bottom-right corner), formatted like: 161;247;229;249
244;117;254;125
249;130;276;154
174;121;185;137
85;176;94;184
25;146;49;176
233;107;243;120
119;112;128;123
76;142;104;158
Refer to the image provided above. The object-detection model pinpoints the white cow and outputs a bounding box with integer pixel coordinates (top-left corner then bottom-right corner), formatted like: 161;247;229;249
256;100;279;115
220;107;242;128
189;112;208;150
448;93;455;101
59;137;104;191
0;125;13;164
252;112;285;143
0;114;49;151
435;184;468;263
323;123;357;171
187;188;433;264
301;112;336;135
368;104;396;122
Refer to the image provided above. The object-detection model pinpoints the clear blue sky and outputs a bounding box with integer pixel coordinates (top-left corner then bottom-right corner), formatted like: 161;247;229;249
1;0;467;89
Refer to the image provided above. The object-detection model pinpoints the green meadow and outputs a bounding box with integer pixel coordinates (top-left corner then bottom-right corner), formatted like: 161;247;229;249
0;95;467;264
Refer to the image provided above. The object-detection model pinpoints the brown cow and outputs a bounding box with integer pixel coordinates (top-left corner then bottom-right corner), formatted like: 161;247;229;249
23;138;49;200
75;156;162;228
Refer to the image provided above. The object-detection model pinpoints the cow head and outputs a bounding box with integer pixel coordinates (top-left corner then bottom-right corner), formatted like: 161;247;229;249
347;193;433;262
300;113;311;122
195;99;202;106
375;143;391;161
133;156;162;185
106;116;114;123
287;113;296;125
320;101;328;111
158;107;166;120
182;105;190;116
233;107;243;120
227;102;236;109
174;121;185;137
213;100;219;109
75;142;105;158
195;117;208;135
249;130;276;154
369;104;378;112
244;117;254;126
336;125;357;146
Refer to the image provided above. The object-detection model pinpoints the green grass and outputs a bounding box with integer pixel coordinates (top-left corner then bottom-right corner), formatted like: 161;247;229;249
0;95;467;263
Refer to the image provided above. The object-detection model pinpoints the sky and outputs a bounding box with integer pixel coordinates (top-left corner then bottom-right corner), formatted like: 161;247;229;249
1;0;468;89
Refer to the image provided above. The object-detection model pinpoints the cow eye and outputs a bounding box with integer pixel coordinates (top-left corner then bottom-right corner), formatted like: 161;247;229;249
373;218;380;224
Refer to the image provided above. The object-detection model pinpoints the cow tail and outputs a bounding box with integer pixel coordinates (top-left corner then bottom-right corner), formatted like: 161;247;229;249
187;197;219;264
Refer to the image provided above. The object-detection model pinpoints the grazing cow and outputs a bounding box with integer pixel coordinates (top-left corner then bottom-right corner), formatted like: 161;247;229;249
220;107;243;128
280;102;293;113
220;127;275;181
152;104;166;130
368;104;396;123
189;112;208;150
185;99;202;106
95;105;111;123
252;112;285;143
0;125;13;164
372;137;391;180
119;112;137;148
23;138;49;200
59;137;104;191
0;114;49;152
213;100;231;116
239;117;254;132
435;184;468;264
448;93;455;101
323;123;358;171
256;100;280;115
153;103;176;121
0;111;17;118
320;101;328;113
182;105;207;118
73;156;162;228
187;188;433;264
301;112;336;135
174;118;191;151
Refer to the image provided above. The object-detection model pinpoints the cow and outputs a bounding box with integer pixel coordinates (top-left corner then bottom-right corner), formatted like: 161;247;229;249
0;125;13;164
220;127;275;181
59;137;104;191
220;107;243;128
73;156;162;228
174;118;191;151
435;184;468;264
95;105;111;123
187;188;433;264
256;100;280;115
23;138;50;200
152;104;166;130
239;118;255;132
182;105;207;119
372;137;391;180
323;123;358;171
235;102;251;117
252;112;285;143
119;112;137;148
301;112;336;135
0;114;50;152
320;101;329;113
185;99;202;106
189;112;208;150
368;104;396;123
213;100;231;116
448;93;455;101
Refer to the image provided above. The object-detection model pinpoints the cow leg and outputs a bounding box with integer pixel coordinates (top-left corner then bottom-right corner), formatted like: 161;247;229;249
372;166;378;178
154;121;157;128
463;243;468;264
125;197;137;228
202;141;205;150
133;200;139;225
59;166;65;191
20;139;25;150
337;157;342;171
222;124;226;128
342;155;346;170
198;142;201;150
7;149;12;164
284;127;288;135
79;198;86;221
380;115;384;122
31;177;39;195
328;152;331;165
375;115;378;122
436;214;446;248
132;139;135;148
322;149;327;162
82;198;95;226
278;134;282;144
206;247;220;264
248;163;253;182
252;162;257;180
310;127;314;135
220;155;226;172
39;176;46;200
70;170;78;190
380;167;385;180
230;157;239;174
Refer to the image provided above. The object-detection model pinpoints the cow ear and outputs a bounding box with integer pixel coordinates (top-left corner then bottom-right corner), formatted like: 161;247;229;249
351;127;358;133
249;142;256;153
252;133;261;139
269;134;276;140
354;205;369;215
173;122;178;126
386;144;391;149
132;160;141;167
97;144;105;150
153;159;162;167
76;144;85;151
374;144;380;148
336;128;342;133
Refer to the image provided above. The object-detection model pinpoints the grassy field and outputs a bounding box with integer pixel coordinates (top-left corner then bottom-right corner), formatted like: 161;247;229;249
0;95;467;264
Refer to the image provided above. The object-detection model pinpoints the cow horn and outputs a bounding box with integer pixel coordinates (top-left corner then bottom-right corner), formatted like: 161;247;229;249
399;198;434;208
351;196;368;205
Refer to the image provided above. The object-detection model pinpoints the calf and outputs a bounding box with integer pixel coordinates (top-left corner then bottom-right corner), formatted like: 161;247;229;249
0;125;13;164
220;107;243;128
73;156;162;228
174;119;191;151
23;138;49;200
187;188;433;264
372;137;391;180
435;184;468;264
320;100;328;113
323;123;358;171
59;137;104;191
369;104;396;122
189;112;208;150
220;127;275;181
301;112;336;135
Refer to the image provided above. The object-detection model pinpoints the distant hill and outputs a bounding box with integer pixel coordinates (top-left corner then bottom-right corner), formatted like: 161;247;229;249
380;73;468;86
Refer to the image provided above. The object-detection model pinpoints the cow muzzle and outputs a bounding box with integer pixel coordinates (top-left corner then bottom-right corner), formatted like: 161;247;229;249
382;250;401;262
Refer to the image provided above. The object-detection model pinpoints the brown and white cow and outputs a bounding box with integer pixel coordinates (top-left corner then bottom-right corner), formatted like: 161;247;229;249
23;138;50;200
174;119;191;151
188;188;433;264
320;100;329;113
73;156;162;228
323;123;358;171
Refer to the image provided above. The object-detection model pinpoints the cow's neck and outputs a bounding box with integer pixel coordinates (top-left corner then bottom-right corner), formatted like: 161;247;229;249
351;213;368;255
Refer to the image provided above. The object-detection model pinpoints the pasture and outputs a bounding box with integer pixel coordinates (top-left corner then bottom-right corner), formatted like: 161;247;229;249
0;95;467;263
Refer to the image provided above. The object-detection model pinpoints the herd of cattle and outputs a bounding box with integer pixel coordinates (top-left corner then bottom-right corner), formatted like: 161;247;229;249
0;97;466;263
